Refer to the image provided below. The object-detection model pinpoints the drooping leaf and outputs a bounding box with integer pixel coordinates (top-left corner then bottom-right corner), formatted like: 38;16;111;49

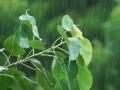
67;61;79;90
52;59;65;90
52;52;67;90
52;51;66;76
79;38;92;66
30;58;56;90
52;51;79;90
30;40;45;50
62;15;73;31
77;57;93;90
68;37;81;61
68;61;78;81
57;25;69;43
15;29;30;48
3;36;25;56
19;12;41;40
32;25;41;40
52;59;66;80
19;13;36;26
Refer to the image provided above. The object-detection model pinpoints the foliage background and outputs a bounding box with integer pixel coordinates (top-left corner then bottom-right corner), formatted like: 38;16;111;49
0;0;120;90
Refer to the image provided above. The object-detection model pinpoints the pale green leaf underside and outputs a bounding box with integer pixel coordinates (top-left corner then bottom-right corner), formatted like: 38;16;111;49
62;15;73;31
68;37;81;61
19;14;41;40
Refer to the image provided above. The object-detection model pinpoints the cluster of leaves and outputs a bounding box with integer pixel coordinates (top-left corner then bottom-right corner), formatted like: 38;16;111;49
0;11;92;90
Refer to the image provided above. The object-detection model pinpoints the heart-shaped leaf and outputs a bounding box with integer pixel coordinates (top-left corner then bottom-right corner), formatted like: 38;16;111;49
3;36;25;56
79;38;92;66
76;58;93;90
62;15;73;31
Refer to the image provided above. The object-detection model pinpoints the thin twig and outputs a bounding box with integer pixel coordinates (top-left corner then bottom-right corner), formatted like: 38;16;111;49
40;54;59;59
26;50;33;57
52;37;62;46
2;52;11;66
21;63;36;71
57;47;69;54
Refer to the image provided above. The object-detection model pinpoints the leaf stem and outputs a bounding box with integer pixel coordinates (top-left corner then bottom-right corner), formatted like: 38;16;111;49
52;37;62;47
21;63;36;71
57;47;69;54
32;35;35;55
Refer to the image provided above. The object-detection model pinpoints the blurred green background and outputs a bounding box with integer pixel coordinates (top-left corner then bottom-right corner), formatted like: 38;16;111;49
0;0;120;90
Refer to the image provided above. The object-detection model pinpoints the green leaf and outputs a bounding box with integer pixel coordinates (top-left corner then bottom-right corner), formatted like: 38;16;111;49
68;37;81;61
0;68;30;90
52;59;65;80
68;61;78;81
79;38;92;66
30;40;45;50
52;51;66;78
15;29;30;48
0;75;13;90
62;15;73;31
67;61;79;90
19;13;41;40
57;25;69;43
52;59;65;90
77;58;93;90
52;52;79;90
52;52;67;90
3;36;25;56
0;66;8;72
11;68;30;90
30;58;56;90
